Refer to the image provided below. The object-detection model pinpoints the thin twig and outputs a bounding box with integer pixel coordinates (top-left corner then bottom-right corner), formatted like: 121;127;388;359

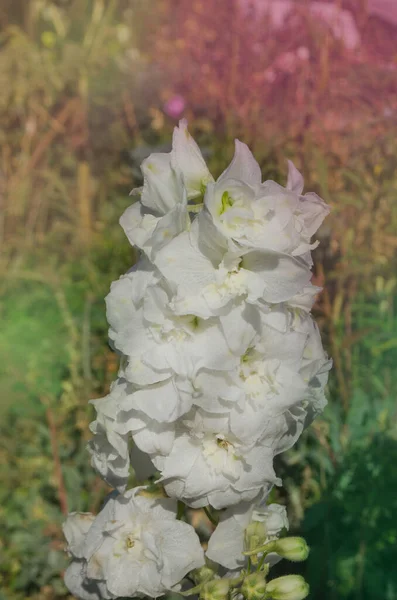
24;99;79;175
46;406;69;516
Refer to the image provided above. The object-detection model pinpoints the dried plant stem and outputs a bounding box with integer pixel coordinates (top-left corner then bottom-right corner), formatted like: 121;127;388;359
24;99;79;176
78;161;92;241
316;263;350;415
46;406;69;516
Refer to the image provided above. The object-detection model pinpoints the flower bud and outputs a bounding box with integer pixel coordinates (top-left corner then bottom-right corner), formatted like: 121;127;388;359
270;537;309;562
241;572;267;600
194;564;218;584
200;579;230;600
265;575;309;600
244;521;267;563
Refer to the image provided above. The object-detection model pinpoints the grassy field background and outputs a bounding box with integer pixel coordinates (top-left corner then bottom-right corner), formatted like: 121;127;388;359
1;1;397;599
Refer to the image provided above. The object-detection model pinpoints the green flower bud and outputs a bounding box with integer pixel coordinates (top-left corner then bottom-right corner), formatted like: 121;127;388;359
200;579;230;600
244;521;267;563
241;572;267;600
194;564;218;584
270;537;309;562
265;575;309;600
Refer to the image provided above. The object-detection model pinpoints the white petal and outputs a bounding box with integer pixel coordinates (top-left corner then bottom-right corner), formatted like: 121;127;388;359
154;230;216;295
64;561;108;600
119;202;158;250
286;160;304;194
195;208;229;264
187;320;239;371
131;419;176;458
229;405;269;444
129;378;192;422
82;498;116;561
105;555;141;598
206;504;251;569
218;139;262;186
208;485;261;510
299;191;330;236
171;119;213;198
253;503;289;537
219;302;259;354
257;322;307;364
241;251;312;303
140;152;183;214
63;513;95;558
234;445;278;492
107;306;153;357
150;200;189;257
138;562;164;597
159;520;205;587
161;435;201;480
124;356;170;386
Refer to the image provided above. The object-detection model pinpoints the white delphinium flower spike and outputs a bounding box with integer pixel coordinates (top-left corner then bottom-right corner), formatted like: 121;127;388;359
67;119;331;600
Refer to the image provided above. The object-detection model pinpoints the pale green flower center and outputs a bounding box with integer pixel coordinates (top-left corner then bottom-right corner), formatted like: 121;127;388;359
201;434;241;477
219;191;234;214
113;529;143;559
240;353;280;398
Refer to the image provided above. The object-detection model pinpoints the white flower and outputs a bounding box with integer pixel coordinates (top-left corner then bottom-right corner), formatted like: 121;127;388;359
155;213;312;319
120;153;189;258
120;119;215;258
206;501;288;570
106;270;237;382
203;143;329;259
188;313;309;442
126;407;279;509
106;269;241;426
64;488;205;599
87;380;131;491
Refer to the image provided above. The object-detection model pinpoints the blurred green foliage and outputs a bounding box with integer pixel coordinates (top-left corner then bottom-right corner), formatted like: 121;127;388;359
1;1;397;599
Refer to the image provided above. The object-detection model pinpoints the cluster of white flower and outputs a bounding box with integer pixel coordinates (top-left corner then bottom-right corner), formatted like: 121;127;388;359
64;120;331;600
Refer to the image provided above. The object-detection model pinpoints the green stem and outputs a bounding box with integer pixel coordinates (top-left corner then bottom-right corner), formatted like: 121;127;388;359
257;552;268;572
247;556;252;574
177;500;185;521
180;574;245;597
203;505;219;526
243;541;276;557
